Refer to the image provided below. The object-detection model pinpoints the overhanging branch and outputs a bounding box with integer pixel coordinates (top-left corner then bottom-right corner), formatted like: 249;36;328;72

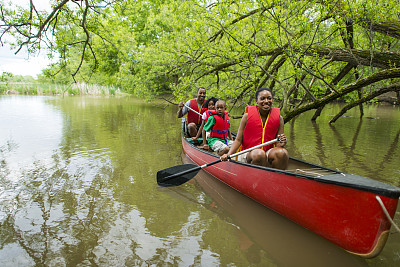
329;82;400;123
284;68;400;122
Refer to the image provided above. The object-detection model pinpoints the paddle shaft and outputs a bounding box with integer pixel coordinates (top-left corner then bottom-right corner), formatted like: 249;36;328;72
162;138;279;182
184;103;202;116
227;138;279;159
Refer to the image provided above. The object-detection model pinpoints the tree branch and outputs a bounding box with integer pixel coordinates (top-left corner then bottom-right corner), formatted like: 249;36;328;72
359;19;400;40
284;68;400;122
329;82;400;123
14;0;70;54
208;5;275;42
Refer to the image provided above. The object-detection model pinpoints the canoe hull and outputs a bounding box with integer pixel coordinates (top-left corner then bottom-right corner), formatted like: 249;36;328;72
186;157;367;266
182;137;399;257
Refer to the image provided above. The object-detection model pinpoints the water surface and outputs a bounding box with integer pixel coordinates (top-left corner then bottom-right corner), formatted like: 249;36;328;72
0;95;399;266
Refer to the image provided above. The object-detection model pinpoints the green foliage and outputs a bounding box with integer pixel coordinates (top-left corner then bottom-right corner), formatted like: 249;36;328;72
1;72;14;82
2;0;400;115
0;72;13;93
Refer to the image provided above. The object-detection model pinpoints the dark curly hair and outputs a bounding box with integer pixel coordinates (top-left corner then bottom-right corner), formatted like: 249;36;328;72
204;97;219;109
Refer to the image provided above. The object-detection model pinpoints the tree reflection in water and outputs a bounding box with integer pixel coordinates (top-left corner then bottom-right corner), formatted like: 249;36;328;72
1;139;222;266
0;141;124;266
1;97;400;265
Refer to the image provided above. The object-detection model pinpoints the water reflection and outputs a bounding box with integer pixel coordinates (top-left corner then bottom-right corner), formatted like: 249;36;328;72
1;96;399;265
328;122;400;186
0;144;117;266
310;121;328;167
1;142;205;265
377;129;400;179
1;96;264;266
0;96;62;168
179;162;368;267
286;107;400;187
328;121;373;172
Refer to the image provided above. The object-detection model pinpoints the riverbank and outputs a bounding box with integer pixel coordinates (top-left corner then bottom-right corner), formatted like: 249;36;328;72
0;82;125;96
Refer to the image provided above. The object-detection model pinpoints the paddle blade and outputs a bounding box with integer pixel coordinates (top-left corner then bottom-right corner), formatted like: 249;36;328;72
157;164;200;187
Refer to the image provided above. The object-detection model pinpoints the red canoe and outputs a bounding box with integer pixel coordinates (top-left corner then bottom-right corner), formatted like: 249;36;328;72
181;129;400;258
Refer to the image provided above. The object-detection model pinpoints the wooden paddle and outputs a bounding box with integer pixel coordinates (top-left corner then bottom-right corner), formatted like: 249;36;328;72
157;138;279;187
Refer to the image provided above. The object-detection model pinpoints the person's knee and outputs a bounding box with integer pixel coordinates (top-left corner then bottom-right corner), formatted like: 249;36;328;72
252;149;266;159
277;148;289;161
187;123;197;137
187;123;196;130
269;148;288;169
249;149;267;165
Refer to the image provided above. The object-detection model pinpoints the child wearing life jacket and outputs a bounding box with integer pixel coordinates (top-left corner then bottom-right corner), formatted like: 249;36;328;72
203;100;233;155
191;97;218;149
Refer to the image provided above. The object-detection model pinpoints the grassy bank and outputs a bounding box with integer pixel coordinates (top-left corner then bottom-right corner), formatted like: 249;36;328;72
0;82;124;96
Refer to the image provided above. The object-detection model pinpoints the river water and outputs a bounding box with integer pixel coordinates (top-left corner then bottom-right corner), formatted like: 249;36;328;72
0;95;399;266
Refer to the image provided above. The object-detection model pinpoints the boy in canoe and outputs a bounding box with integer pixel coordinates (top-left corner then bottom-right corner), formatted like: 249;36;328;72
177;87;207;137
203;100;234;155
221;87;288;170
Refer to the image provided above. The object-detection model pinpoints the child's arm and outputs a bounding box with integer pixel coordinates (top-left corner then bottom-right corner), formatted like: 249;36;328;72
202;128;207;146
191;120;205;140
228;130;233;140
227;119;233;140
203;116;216;147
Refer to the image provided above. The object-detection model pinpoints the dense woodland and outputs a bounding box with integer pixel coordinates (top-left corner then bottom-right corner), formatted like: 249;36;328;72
1;0;400;122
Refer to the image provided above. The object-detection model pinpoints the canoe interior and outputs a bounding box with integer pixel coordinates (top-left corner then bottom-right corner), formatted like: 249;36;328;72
192;138;339;176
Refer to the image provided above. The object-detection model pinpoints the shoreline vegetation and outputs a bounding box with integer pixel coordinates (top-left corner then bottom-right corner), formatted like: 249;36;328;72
1;80;398;107
0;82;124;96
1;81;398;108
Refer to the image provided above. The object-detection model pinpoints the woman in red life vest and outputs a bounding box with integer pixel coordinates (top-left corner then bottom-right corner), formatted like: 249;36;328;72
221;88;288;170
203;100;234;155
177;87;207;137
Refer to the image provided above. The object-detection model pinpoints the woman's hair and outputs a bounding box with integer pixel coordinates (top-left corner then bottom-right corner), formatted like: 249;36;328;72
255;87;273;100
204;97;218;108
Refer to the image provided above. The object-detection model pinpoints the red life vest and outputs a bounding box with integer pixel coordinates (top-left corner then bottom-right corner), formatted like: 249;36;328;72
185;98;207;125
210;113;230;140
204;110;228;123
242;106;280;151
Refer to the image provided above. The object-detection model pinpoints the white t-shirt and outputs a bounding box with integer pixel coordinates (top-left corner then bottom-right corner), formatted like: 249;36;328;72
181;100;191;116
202;111;208;121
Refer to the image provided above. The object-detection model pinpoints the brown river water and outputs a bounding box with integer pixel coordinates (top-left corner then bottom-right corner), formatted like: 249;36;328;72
0;95;399;266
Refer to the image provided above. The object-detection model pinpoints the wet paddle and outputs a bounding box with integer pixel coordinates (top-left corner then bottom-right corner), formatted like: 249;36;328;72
157;138;279;187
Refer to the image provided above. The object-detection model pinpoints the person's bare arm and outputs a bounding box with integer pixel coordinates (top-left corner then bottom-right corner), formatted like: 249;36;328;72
192;120;205;140
202;128;208;147
221;113;247;161
177;102;184;118
276;115;287;148
227;130;233;140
